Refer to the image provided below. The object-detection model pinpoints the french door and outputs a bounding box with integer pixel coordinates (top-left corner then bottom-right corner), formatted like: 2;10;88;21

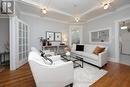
17;19;29;68
10;16;29;70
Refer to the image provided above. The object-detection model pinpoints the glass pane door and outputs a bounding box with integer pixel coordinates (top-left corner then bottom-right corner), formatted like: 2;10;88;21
17;20;29;67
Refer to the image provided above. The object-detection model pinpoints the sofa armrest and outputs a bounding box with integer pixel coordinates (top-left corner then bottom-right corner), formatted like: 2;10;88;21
98;51;108;67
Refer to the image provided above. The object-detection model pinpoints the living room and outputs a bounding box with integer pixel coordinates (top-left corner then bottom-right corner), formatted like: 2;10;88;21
0;0;130;87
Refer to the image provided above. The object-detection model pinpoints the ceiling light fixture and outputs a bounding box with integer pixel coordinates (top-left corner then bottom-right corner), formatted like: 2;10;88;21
41;0;52;15
121;21;128;30
41;8;47;14
104;3;109;9
75;17;80;22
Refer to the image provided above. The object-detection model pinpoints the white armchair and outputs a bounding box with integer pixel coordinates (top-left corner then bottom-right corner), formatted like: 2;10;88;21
28;51;74;87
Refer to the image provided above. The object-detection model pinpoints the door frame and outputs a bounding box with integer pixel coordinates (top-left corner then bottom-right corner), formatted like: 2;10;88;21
69;25;83;46
115;17;130;63
9;16;17;70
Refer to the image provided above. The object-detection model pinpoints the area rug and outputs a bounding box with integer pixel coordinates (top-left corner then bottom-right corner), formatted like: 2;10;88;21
73;63;107;87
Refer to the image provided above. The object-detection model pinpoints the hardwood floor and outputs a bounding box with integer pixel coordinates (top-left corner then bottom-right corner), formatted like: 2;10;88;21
0;62;130;87
90;62;130;87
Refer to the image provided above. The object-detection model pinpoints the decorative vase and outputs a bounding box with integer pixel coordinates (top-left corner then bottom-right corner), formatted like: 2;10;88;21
66;51;70;56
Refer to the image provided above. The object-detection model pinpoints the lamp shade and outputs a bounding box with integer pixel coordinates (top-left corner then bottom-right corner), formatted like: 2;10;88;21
121;26;128;30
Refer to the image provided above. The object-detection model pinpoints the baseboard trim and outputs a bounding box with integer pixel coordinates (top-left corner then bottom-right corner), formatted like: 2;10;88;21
108;57;117;62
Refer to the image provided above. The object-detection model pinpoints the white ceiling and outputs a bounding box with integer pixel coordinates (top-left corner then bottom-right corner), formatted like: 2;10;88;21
17;0;130;23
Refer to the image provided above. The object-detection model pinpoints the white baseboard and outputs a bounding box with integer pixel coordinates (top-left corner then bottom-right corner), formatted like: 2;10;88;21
108;57;118;63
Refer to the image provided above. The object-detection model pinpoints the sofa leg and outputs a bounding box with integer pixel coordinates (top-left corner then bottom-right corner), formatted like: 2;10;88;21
65;83;73;87
70;83;73;87
99;67;102;69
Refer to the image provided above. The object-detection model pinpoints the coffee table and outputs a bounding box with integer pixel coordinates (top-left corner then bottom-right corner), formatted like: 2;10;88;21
61;54;83;68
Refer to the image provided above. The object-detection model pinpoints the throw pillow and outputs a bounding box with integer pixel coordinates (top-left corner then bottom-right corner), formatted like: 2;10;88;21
42;56;53;65
40;50;53;65
40;50;45;57
93;46;105;55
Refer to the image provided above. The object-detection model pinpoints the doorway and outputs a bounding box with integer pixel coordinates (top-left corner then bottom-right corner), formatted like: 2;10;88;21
119;20;130;65
0;18;10;72
69;25;83;46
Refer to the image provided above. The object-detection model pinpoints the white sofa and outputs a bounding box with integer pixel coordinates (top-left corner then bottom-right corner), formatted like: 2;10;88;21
71;44;108;68
28;50;74;87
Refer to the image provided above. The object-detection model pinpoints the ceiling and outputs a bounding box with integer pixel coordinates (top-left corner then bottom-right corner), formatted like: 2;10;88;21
17;0;130;23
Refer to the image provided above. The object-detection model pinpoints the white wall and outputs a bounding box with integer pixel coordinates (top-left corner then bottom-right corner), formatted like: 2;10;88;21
0;18;9;53
19;14;69;50
83;6;130;59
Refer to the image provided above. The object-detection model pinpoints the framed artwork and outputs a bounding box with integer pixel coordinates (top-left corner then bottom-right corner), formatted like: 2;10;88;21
46;31;54;41
1;0;14;14
55;32;62;41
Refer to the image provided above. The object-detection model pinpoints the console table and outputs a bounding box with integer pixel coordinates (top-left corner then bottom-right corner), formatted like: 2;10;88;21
0;52;10;65
42;45;68;54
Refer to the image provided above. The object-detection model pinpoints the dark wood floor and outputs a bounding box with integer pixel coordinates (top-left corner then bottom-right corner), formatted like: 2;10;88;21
0;62;130;87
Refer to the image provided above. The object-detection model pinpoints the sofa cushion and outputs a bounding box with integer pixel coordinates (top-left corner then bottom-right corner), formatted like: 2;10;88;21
53;60;64;65
72;51;98;60
84;53;98;60
72;51;85;56
84;45;97;53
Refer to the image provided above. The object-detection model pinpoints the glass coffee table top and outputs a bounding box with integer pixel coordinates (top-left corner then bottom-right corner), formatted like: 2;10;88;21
61;54;83;68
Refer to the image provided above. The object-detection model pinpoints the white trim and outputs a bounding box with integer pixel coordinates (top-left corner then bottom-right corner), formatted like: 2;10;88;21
49;8;72;17
115;4;130;12
86;12;113;23
18;1;130;24
9;16;17;70
108;57;117;63
88;27;112;44
69;22;86;25
114;17;130;63
20;11;69;24
18;0;72;17
80;6;100;17
86;4;130;23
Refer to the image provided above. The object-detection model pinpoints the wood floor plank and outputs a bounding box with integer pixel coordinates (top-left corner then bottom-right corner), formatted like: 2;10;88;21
0;62;130;87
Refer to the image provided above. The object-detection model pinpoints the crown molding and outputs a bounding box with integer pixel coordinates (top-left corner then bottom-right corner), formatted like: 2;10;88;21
20;11;69;24
69;22;86;25
86;12;113;23
19;0;73;17
115;4;130;12
86;4;130;23
18;1;130;24
49;8;72;17
80;6;101;17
